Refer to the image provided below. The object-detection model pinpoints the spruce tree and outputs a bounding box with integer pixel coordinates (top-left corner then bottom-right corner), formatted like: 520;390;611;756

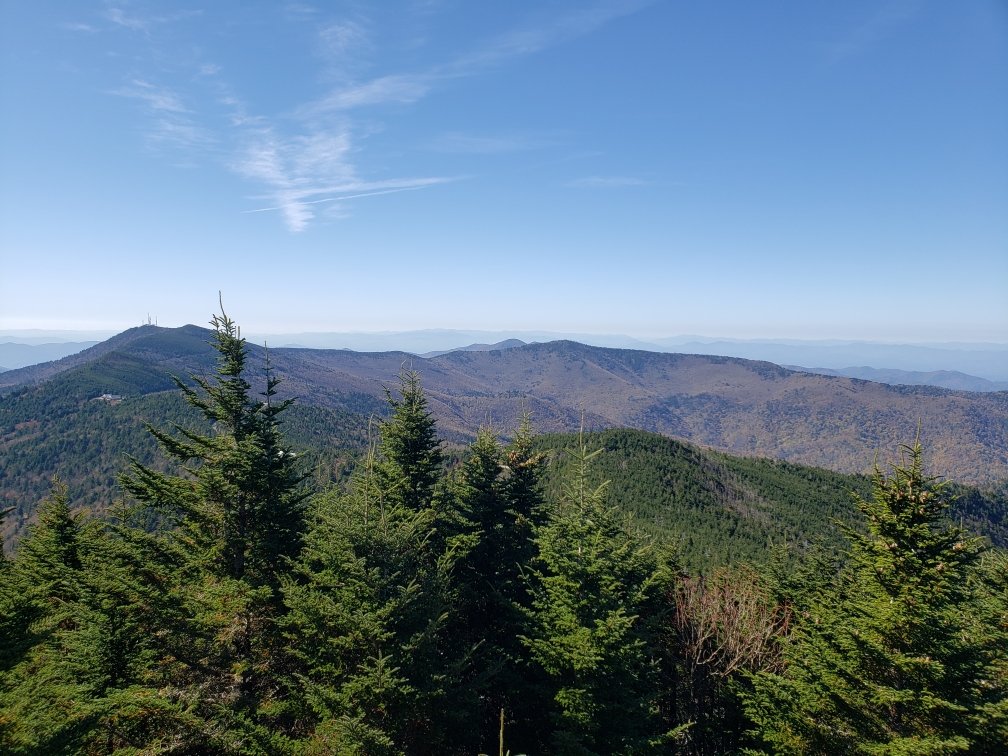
446;417;547;752
0;532;23;752
119;305;309;751
283;368;461;754
376;369;444;514
522;438;677;754
0;479;85;752
0;482;177;753
282;445;413;754
970;549;1008;751
372;368;462;752
743;439;1001;754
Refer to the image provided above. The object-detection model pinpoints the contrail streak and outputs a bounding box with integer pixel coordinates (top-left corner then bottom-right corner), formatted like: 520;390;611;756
243;184;434;214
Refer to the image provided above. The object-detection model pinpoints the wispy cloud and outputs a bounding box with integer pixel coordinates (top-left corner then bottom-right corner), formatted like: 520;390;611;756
233;129;450;232
445;0;651;73
266;2;654;230
103;4;202;34
113;79;189;113
111;79;211;150
317;19;370;61
304;73;433;114
96;2;652;233
283;2;320;21
138;60;450;233
149;119;212;151
233;131;349;231
243;179;452;214
566;175;651;188
63;21;99;33
829;0;922;61
304;0;651;114
104;5;148;32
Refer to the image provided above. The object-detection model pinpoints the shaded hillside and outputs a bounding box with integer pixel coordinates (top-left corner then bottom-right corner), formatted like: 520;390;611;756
0;385;373;552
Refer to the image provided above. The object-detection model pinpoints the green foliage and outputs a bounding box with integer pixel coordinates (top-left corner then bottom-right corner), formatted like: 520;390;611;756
970;548;1008;750
536;428;872;572
0;333;371;554
4;323;1006;755
283;369;463;753
445;417;548;752
112;305;310;750
743;440;1004;754
522;437;679;754
375;369;445;514
0;481;192;753
0;478;84;751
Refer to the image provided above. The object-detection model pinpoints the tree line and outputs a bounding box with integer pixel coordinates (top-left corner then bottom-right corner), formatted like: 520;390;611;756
1;309;1005;754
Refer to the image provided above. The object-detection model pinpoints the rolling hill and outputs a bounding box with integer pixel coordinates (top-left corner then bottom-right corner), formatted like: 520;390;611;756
274;338;1008;485
3;324;1007;552
3;324;1008;482
536;428;1007;573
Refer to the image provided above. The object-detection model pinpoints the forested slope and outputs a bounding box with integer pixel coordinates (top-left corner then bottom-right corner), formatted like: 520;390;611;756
3;324;1007;554
5;326;1008;486
0;387;373;551
537;428;1006;573
1;312;1004;753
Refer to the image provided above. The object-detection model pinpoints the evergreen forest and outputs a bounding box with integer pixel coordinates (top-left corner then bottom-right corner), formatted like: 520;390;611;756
1;310;1005;754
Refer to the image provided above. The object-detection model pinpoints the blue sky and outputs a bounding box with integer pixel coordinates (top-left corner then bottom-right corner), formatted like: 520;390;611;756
1;1;1006;341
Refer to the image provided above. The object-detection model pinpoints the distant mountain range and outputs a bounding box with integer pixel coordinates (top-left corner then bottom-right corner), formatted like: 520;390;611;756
3;324;1006;556
2;325;1006;486
0;341;100;370
669;338;1008;383
419;339;1008;393
788;365;1008;393
5;327;1006;382
420;338;527;359
263;331;1008;382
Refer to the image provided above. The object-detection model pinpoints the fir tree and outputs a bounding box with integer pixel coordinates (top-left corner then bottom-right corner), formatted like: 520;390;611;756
0;479;85;752
970;548;1008;751
283;368;461;754
522;438;678;754
743;439;1001;754
0;482;177;753
446;417;547;752
119;304;309;751
376;369;444;514
282;444;413;754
